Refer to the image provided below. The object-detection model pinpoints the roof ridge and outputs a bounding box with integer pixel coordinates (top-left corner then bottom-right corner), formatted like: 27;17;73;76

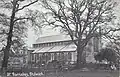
35;34;71;44
39;34;68;38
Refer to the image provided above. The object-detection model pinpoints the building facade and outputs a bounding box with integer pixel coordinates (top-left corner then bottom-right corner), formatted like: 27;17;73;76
28;35;101;67
7;48;28;68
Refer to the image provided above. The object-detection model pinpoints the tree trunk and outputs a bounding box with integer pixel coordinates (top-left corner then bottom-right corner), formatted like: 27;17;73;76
1;0;17;76
1;48;10;76
76;44;85;69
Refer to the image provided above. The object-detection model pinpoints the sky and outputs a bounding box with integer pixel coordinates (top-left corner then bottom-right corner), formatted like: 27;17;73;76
26;0;120;47
26;27;60;47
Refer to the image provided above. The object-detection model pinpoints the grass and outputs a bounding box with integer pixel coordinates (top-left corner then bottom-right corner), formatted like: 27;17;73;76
5;69;120;77
43;70;119;77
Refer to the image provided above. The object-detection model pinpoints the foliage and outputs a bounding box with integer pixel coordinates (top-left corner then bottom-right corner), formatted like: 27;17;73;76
105;41;120;64
94;48;117;63
0;0;39;75
0;0;41;54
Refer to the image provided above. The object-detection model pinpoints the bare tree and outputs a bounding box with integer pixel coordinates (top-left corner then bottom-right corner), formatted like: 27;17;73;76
39;0;119;68
0;0;39;76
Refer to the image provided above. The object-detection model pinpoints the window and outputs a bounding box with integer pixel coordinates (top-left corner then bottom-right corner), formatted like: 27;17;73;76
61;52;64;60
42;53;45;61
42;44;44;47
31;54;34;60
38;44;40;47
49;43;52;46
60;42;64;45
51;53;54;60
46;53;51;61
37;54;39;60
51;43;53;46
68;52;72;60
54;53;57;60
41;44;43;47
33;44;35;48
34;44;38;48
47;43;49;46
46;43;48;46
54;43;57;45
59;42;61;45
40;44;42;47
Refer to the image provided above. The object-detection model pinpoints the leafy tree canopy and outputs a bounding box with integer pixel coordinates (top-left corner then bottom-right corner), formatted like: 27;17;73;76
94;48;118;63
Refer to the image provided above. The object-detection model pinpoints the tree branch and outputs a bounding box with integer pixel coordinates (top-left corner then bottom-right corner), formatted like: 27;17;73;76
14;17;31;22
102;28;120;35
16;0;38;12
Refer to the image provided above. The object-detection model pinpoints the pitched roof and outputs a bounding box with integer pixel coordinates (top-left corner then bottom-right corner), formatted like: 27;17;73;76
32;43;77;53
35;34;71;44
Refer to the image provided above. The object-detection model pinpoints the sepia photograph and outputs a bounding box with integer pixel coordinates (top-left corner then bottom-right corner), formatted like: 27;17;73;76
0;0;120;77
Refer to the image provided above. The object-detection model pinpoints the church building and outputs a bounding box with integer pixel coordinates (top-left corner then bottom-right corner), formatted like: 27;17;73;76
28;34;101;67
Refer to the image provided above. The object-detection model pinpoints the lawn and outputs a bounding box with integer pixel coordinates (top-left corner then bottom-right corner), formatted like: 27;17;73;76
43;70;119;77
6;70;119;77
